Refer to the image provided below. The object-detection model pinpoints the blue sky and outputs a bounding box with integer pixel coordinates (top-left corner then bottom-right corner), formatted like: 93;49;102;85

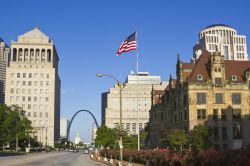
1;0;250;142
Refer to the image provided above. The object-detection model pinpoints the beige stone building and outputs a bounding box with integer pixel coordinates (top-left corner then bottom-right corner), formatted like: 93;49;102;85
150;50;250;149
0;38;10;104
102;72;167;135
5;27;61;146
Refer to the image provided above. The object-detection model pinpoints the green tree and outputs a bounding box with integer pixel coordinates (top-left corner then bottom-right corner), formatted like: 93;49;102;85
190;124;211;150
162;128;188;151
0;104;32;151
95;125;117;148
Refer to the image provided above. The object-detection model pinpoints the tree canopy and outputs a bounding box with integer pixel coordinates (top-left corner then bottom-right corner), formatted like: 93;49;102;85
0;104;32;150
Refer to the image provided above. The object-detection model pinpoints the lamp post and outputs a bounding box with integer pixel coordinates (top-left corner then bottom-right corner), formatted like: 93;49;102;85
96;73;123;166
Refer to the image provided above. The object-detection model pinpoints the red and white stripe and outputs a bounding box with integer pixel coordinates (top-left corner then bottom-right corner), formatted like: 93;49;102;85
116;41;137;55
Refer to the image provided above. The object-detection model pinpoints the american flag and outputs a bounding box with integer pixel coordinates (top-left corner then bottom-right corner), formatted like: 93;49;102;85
116;32;137;55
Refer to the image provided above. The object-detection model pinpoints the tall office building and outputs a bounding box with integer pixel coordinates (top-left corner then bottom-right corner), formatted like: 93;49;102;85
60;118;69;139
5;27;61;146
102;72;167;135
0;38;10;104
192;24;248;62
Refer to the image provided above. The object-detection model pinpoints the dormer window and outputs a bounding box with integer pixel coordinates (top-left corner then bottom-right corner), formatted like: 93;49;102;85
231;75;237;81
197;74;203;81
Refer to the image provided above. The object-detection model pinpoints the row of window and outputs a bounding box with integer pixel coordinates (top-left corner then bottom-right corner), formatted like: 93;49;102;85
10;88;50;94
197;109;242;120
11;73;50;79
13;103;49;110
236;53;245;59
212;122;242;140
32;120;49;126
12;48;52;62
114;123;146;134
197;93;241;105
206;36;218;43
236;45;245;52
10;80;50;87
27;111;49;118
201;29;236;38
10;96;49;102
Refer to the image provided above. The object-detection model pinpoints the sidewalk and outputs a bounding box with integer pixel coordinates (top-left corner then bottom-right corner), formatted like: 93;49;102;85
90;155;144;166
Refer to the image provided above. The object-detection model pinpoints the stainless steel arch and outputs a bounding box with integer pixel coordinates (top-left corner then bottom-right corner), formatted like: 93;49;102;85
67;110;99;140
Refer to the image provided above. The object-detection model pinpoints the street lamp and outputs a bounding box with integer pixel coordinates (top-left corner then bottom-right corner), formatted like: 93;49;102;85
96;73;124;166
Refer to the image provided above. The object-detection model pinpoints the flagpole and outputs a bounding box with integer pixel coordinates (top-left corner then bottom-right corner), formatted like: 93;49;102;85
136;31;140;151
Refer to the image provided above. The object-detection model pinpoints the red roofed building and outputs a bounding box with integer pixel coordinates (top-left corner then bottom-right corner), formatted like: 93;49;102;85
162;50;250;149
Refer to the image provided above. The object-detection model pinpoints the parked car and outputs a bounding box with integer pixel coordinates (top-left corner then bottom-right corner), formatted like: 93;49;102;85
73;149;79;153
84;149;89;154
69;149;74;152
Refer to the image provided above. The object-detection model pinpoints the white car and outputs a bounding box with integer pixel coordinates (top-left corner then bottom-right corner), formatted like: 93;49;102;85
84;149;89;154
69;149;74;152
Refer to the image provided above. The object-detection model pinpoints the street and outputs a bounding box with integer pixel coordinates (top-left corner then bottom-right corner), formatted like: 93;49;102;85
0;151;106;166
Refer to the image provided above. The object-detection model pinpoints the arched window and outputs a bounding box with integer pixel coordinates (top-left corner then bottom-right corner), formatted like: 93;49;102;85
47;49;51;62
35;49;40;62
41;49;46;62
18;48;23;61
13;48;17;61
24;49;28;62
30;49;34;61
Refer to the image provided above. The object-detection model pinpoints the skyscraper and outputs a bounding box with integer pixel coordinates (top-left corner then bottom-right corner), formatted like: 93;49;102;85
5;27;61;147
0;38;10;104
192;24;248;62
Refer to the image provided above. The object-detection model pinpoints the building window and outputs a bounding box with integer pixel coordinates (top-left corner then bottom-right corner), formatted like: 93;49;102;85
231;75;237;81
27;112;31;117
215;93;223;104
233;122;242;139
28;97;31;102
45;97;49;102
215;77;222;85
23;73;26;78
222;127;227;140
28;104;31;109
221;109;226;120
46;74;49;79
39;112;42;118
11;88;14;93
17;73;20;78
28;81;32;86
22;96;25;101
132;123;136;134
213;109;218;120
213;127;219;139
232;93;241;104
197;93;206;104
196;74;203;81
33;112;37;118
29;73;32;78
45;112;48;118
197;109;206;120
233;109;241;120
139;123;142;131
